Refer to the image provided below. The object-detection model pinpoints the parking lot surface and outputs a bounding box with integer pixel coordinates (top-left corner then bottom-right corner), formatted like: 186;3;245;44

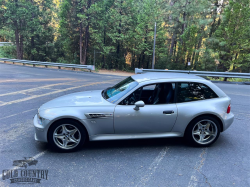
0;63;249;187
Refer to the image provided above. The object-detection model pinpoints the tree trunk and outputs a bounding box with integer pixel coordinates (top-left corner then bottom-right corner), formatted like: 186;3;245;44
173;40;177;63
15;29;21;59
20;34;23;59
180;1;187;45
146;56;150;69
194;33;203;65
31;35;34;60
191;43;197;69
14;0;21;59
82;0;92;65
169;0;176;57
138;54;141;68
102;27;106;68
14;0;23;59
141;28;147;68
131;50;135;69
116;0;123;69
79;21;83;64
141;51;145;68
209;1;221;37
170;32;176;56
82;23;89;65
30;0;35;60
116;41;120;69
102;54;105;68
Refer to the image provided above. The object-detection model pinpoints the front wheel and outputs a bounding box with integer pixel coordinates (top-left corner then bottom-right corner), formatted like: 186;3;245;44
185;116;221;147
48;120;86;152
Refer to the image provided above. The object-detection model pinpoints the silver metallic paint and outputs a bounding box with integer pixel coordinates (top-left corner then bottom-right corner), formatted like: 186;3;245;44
172;97;233;134
34;73;234;143
39;90;113;111
114;104;177;133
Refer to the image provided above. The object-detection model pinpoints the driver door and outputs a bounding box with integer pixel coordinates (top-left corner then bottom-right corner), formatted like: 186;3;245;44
114;83;178;134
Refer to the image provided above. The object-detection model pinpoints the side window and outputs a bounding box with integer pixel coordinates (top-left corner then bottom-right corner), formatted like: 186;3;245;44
119;83;175;105
119;87;142;105
143;84;156;91
177;82;218;103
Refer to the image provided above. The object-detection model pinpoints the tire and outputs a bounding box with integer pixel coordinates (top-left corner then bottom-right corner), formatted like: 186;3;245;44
48;119;86;152
184;115;221;147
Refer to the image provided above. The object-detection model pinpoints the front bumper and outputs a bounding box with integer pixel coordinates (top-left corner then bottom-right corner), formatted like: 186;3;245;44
33;114;49;142
222;112;234;131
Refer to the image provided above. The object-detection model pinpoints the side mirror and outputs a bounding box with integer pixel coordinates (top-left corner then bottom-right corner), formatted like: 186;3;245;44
134;101;145;111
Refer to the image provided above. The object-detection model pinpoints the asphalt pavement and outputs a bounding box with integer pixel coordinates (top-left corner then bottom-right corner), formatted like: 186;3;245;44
0;62;249;187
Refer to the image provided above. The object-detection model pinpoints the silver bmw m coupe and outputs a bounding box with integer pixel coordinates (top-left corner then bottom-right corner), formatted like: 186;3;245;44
34;73;234;152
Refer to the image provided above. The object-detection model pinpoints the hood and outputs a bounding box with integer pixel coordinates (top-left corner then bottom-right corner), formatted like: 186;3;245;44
39;90;113;111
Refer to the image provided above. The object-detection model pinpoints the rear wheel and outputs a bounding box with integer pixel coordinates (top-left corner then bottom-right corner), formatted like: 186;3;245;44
48;120;86;152
185;116;221;147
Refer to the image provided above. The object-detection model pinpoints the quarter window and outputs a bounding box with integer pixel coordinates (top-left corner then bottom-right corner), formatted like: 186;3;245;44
177;82;218;103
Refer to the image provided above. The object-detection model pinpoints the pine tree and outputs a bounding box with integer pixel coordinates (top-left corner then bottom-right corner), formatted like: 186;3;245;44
211;0;250;72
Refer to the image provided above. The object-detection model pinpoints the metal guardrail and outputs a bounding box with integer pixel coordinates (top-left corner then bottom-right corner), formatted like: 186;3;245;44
0;42;13;46
135;68;250;79
0;58;95;72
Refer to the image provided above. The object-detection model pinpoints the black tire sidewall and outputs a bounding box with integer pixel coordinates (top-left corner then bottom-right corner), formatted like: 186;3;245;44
185;115;221;147
48;119;86;152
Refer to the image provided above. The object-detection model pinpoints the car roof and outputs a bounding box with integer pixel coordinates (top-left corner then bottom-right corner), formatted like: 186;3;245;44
131;72;205;83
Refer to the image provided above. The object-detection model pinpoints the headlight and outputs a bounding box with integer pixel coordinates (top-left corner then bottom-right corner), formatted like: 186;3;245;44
37;114;44;125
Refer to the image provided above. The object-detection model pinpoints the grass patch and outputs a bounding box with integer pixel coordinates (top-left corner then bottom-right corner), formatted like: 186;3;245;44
0;46;15;58
208;77;250;82
0;47;5;58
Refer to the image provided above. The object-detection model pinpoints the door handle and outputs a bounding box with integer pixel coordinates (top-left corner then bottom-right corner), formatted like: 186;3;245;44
163;110;174;114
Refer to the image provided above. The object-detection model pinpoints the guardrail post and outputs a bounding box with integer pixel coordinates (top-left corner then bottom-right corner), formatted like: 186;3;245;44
58;66;61;69
23;63;25;66
72;68;75;70
135;68;143;74
45;65;48;68
4;61;6;63
33;64;35;67
13;62;15;64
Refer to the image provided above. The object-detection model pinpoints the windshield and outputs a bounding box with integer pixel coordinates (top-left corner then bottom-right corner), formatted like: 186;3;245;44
103;77;138;103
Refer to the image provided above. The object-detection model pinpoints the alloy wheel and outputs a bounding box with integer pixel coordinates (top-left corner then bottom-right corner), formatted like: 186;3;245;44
192;119;218;145
53;124;81;150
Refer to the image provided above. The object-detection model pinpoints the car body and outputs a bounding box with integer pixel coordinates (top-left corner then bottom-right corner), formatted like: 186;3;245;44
34;72;234;151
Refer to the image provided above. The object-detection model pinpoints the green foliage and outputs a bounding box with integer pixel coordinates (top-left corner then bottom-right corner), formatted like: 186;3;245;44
210;0;250;72
209;77;250;82
0;0;55;61
0;0;249;72
0;46;15;58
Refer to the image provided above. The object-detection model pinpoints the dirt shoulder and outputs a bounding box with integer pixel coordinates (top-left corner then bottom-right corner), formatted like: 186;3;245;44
96;69;134;76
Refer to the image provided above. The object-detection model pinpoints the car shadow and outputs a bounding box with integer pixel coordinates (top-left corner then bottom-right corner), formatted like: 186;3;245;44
35;134;232;155
38;137;193;153
85;137;185;150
